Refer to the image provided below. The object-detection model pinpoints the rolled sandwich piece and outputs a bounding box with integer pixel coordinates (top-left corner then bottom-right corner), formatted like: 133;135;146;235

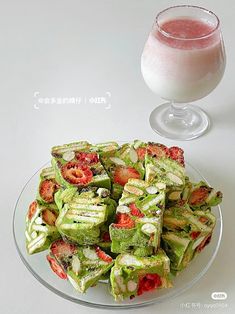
110;179;166;255
145;154;186;205
100;142;145;200
46;239;114;293
55;186;116;245
25;200;60;254
180;180;223;211
37;167;60;204
110;249;172;301
132;140;185;166
162;204;216;273
163;204;216;234
51;141;111;190
162;229;213;273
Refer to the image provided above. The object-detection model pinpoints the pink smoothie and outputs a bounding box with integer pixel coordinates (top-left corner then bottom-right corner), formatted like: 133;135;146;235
141;18;225;102
157;18;215;49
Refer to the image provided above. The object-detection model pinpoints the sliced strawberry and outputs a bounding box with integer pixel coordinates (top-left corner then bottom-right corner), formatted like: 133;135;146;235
50;239;77;260
113;166;140;186
28;201;37;220
102;231;111;242
190;231;201;240
46;255;67;279
136;147;147;161
189;187;209;205
42;209;58;226
199;216;208;224
76;152;99;165
95;246;113;263
147;143;169;158
137;273;162;295
168;146;185;166
196;234;212;252
39;179;59;203
113;213;135;229
129;203;144;218
61;162;93;186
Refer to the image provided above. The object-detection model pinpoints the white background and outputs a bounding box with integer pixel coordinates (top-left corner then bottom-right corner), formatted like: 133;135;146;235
1;0;234;313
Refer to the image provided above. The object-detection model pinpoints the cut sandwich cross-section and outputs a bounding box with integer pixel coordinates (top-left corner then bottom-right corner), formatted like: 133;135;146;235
110;179;166;255
55;187;115;245
46;239;114;293
51;141;111;190
25;200;60;254
110;249;172;300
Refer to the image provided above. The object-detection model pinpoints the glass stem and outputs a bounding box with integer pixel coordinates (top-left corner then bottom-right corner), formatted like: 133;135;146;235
169;102;192;125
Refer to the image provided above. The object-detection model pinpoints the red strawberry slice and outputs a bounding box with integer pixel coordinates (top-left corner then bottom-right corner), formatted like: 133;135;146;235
199;216;208;224
50;239;77;260
39;179;59;203
190;231;201;240
42;209;58;226
189;187;209;205
137;273;162;295
147;143;169;158
95;246;113;263
113;213;135;229
113;166;140;186
28;201;37;220
196;234;212;252
76;152;99;165
102;231;111;242
129;203;144;218
136;147;147;161
61;162;93;186
168;146;185;166
46;255;67;279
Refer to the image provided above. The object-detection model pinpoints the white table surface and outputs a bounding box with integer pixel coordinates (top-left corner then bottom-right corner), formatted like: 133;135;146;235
1;0;235;313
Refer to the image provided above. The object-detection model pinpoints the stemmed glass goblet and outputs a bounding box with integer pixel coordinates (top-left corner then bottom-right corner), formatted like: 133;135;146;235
141;5;226;140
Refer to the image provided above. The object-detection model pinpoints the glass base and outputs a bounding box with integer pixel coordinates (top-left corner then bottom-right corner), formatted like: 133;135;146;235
149;102;210;140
